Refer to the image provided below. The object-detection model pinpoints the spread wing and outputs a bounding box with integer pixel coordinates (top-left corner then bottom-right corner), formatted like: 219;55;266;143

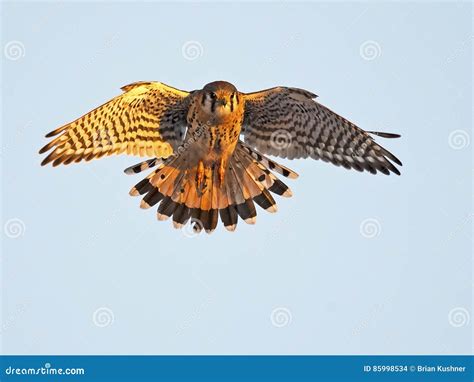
242;87;402;175
39;81;191;166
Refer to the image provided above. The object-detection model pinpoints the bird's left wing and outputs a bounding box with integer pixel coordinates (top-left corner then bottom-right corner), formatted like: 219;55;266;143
40;81;192;166
242;87;402;175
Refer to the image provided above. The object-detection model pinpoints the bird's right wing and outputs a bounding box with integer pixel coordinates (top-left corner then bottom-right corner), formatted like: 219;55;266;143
39;82;192;166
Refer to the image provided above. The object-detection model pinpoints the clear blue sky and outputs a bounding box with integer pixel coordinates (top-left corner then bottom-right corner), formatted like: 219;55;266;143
1;1;471;355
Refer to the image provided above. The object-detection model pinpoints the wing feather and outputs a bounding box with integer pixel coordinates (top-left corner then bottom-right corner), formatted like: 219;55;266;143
242;87;402;175
39;82;191;166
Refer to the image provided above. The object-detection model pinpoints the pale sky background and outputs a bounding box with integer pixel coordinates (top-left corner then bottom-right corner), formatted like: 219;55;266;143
1;1;472;355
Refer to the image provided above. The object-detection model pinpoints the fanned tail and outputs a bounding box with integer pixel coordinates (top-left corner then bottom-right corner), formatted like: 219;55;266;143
127;141;297;233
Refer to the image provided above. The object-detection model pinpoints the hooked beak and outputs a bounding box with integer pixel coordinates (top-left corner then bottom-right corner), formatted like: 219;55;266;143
218;99;227;107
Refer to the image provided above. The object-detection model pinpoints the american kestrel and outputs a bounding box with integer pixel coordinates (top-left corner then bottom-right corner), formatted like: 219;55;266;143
39;81;402;233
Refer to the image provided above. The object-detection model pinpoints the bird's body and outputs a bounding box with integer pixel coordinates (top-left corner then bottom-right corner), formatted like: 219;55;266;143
185;81;244;170
39;80;402;233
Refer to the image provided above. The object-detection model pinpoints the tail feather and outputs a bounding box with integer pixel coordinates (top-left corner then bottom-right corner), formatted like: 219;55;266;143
130;176;154;196
207;209;219;233
268;178;292;197
185;170;201;209
226;163;246;206
153;165;183;220
159;167;189;221
127;141;297;233
124;158;162;175
227;163;257;224
205;169;219;233
169;169;188;202
234;149;277;213
172;204;191;228
172;174;192;228
190;208;202;232
221;171;239;231
253;189;277;212
150;165;180;196
219;207;237;231
255;163;292;197
197;167;215;233
141;188;164;209
231;157;261;224
236;148;293;198
157;196;177;221
239;141;299;179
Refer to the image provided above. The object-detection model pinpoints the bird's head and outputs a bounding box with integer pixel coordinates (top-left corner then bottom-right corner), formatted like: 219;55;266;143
200;81;240;117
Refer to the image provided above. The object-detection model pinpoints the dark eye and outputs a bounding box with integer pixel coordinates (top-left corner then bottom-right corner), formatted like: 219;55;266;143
210;92;217;99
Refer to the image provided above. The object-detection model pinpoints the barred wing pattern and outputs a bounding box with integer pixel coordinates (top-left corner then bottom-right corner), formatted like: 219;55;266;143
242;87;402;175
39;82;191;166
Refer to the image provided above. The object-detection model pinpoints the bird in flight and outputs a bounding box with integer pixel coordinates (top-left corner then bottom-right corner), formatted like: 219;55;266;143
39;81;402;233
